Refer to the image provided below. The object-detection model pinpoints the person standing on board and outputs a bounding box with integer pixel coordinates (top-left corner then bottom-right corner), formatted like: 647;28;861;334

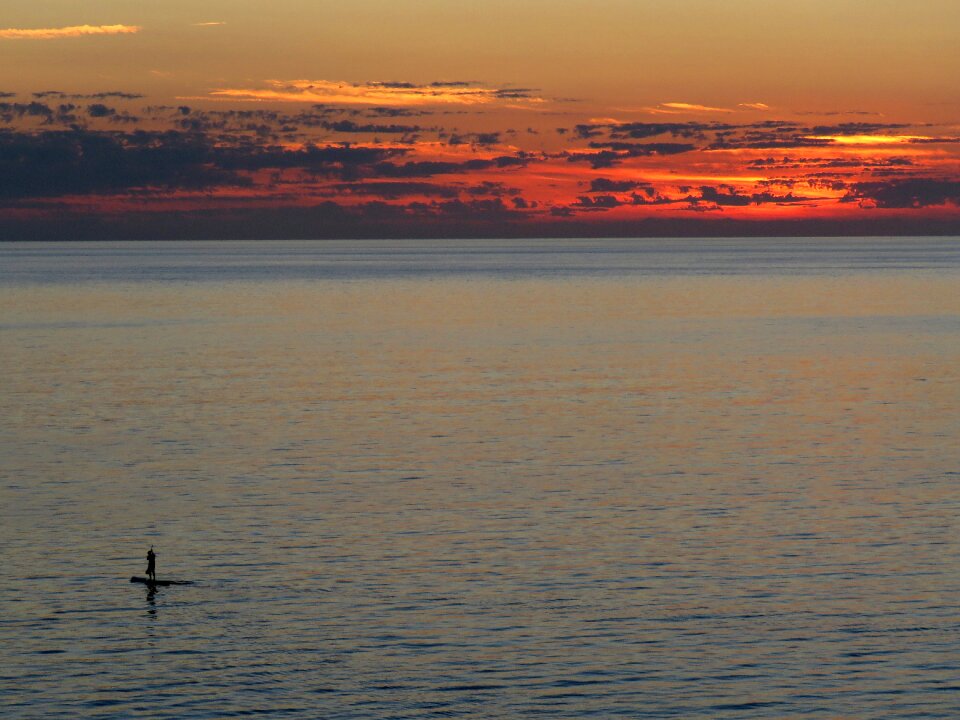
146;546;156;582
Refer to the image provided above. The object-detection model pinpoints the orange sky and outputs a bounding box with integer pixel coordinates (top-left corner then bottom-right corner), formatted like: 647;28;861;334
1;0;959;238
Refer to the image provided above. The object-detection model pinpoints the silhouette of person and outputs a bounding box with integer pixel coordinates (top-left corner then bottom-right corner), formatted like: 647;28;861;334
146;546;156;582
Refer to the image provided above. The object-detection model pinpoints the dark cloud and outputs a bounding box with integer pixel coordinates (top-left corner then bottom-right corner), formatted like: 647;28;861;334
566;142;697;168
0;130;247;200
747;191;809;205
0;122;537;205
589;178;636;192
0;101;82;126
446;131;501;146
707;133;832;150
160;107;302;137
81;91;144;100
0;92;15;98
748;120;804;130
216;143;408;179
373;159;477;177
141;105;441;141
566;119;930;152
705;121;922;150
308;104;344;115
363;106;430;118
575;120;781;144
374;153;530;178
416;197;520;218
809;122;909;135
610;121;731;140
0;101;54;122
905;136;960;145
747;155;915;170
697;186;753;206
175;115;227;133
108;112;141;125
841;178;960;208
491;87;539;100
588;178;651;193
574;195;622;209
470;132;501;145
321;119;424;134
456;181;522;198
630;191;675;205
87;103;116;118
867;167;915;177
805;178;849;192
571;121;726;141
0;130;410;199
565;150;622;169
32;90;140;101
329;181;460;199
569;190;677;212
690;185;809;208
588;141;698;155
572;124;605;139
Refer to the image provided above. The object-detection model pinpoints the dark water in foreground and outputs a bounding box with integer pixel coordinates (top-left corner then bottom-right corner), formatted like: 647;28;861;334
2;238;959;718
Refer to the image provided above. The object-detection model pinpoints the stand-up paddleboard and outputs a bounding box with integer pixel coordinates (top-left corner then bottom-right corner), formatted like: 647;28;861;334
130;576;192;586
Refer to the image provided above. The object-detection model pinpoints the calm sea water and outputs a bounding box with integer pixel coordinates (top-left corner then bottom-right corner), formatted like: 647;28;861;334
2;238;959;718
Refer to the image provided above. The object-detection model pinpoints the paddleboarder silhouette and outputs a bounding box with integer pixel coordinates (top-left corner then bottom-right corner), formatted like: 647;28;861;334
146;546;156;582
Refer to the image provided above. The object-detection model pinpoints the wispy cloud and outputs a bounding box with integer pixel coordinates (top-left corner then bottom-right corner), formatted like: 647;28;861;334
643;102;734;115
193;22;226;27
0;24;141;40
739;102;770;111
205;79;544;107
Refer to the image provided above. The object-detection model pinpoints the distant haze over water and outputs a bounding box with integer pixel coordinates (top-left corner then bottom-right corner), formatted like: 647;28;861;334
1;237;959;285
2;238;959;718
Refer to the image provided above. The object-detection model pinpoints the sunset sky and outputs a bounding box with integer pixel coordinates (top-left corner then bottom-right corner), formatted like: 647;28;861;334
3;0;960;238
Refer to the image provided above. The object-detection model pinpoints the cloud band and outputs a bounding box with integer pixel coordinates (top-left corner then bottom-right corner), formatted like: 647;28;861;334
0;24;141;40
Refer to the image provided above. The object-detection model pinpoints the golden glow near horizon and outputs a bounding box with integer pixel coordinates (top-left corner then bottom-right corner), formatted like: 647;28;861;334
807;135;937;145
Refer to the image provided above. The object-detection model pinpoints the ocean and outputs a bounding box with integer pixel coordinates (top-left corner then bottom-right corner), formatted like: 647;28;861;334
2;237;959;718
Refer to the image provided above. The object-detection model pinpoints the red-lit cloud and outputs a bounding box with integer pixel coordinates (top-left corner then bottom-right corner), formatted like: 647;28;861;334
1;85;958;239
